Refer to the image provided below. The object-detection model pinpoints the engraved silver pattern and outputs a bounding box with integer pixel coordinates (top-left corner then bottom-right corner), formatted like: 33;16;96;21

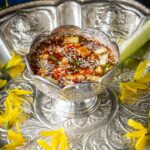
0;0;150;150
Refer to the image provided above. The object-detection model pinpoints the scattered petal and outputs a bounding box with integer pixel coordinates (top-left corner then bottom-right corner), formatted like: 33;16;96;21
138;72;150;83
135;134;146;150
128;119;146;130
134;60;149;80
125;130;147;139
37;139;53;150
6;93;22;107
0;79;7;88
2;123;26;150
1;143;16;150
38;128;68;150
120;82;148;93
125;113;150;150
6;52;22;69
7;63;25;78
8;88;32;96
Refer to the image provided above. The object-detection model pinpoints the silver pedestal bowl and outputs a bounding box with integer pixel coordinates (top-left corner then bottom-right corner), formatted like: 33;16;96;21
25;25;119;118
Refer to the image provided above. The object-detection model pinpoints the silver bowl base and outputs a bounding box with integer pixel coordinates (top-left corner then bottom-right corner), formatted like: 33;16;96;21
34;88;118;133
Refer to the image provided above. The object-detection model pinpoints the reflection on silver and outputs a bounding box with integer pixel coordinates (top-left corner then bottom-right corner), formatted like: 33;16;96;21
82;3;145;45
0;37;11;63
34;89;118;132
0;9;57;55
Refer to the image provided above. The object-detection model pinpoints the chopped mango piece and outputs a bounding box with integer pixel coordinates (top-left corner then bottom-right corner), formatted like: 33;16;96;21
94;46;108;55
95;66;104;76
77;46;91;56
86;75;101;82
65;36;79;43
66;74;85;82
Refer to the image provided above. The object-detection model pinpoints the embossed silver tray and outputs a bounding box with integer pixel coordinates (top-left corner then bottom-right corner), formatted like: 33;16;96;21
0;0;150;149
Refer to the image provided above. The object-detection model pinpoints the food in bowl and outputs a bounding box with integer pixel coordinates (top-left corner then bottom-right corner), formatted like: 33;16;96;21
28;34;117;88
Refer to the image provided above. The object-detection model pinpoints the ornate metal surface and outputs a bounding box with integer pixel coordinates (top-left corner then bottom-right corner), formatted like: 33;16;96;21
0;0;150;150
34;88;118;132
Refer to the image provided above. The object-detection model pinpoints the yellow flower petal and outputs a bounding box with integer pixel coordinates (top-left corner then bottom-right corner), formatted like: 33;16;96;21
8;130;25;146
51;133;60;149
135;134;146;150
8;107;22;127
120;82;148;93
138;72;150;83
128;119;146;130
0;98;26;129
59;134;68;150
40;130;58;137
38;128;69;150
6;52;22;69
0;79;7;88
6;93;22;107
16;122;21;134
37;139;53;150
7;63;25;78
125;130;147;139
1;143;16;150
8;88;32;96
6;88;32;107
134;60;150;81
119;87;137;104
5;100;12;119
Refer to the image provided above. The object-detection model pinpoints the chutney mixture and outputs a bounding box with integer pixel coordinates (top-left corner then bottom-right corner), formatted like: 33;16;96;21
28;35;116;88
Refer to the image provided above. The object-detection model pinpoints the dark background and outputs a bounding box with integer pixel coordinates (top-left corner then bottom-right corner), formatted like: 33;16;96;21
0;0;150;8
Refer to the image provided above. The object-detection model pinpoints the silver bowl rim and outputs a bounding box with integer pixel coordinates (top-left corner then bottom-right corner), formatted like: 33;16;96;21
0;0;149;18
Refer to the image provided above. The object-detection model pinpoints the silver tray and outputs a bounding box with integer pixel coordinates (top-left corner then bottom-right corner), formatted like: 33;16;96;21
0;0;150;149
